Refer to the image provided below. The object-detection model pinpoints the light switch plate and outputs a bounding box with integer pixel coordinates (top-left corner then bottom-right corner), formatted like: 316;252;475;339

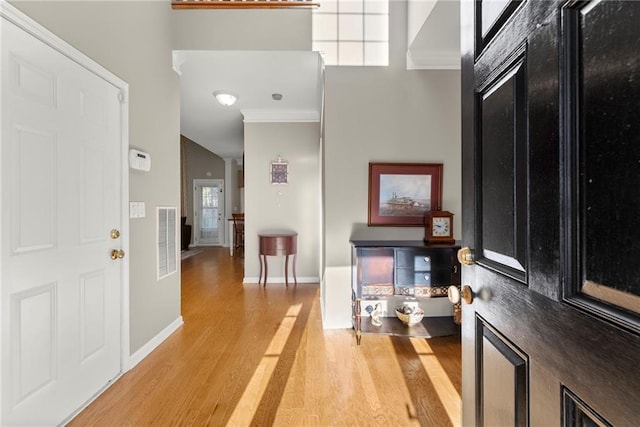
129;201;145;219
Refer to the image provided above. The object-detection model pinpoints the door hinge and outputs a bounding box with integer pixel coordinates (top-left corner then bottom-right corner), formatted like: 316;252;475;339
118;90;126;103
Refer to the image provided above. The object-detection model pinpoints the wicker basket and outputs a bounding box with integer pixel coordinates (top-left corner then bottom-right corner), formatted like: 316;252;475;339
395;306;424;326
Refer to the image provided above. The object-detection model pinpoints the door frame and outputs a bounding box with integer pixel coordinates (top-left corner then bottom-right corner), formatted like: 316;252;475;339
0;2;131;421
193;178;225;246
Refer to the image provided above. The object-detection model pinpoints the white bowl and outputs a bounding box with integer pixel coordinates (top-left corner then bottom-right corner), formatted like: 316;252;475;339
395;306;424;326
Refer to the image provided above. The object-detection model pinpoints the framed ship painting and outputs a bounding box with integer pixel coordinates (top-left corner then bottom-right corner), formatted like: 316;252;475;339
368;162;443;226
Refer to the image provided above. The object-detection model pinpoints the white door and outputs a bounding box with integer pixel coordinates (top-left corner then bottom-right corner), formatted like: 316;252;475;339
1;8;125;426
193;179;224;246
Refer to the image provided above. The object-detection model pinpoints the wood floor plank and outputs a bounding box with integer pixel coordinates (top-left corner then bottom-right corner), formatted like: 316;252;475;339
69;247;461;426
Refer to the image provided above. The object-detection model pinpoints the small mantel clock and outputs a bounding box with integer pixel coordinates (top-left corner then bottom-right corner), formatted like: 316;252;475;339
424;210;455;244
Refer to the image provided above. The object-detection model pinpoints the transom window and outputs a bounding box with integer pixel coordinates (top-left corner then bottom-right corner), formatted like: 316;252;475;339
312;0;389;66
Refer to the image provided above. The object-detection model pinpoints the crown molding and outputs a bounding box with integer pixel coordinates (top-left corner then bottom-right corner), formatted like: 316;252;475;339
241;109;320;123
406;50;461;70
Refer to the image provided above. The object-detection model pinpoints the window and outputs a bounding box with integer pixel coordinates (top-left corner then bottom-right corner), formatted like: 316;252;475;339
312;0;389;66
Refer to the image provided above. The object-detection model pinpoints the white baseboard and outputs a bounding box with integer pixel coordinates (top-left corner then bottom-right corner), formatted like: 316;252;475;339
126;315;184;370
243;276;319;284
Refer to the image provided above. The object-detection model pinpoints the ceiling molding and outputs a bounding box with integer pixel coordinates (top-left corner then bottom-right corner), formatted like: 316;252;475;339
407;0;460;71
241;109;320;123
406;51;461;70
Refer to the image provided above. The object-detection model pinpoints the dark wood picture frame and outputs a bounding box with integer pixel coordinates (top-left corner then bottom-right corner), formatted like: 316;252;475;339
368;162;443;226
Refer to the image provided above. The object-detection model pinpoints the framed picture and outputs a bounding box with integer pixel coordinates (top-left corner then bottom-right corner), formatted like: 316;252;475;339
368;162;443;226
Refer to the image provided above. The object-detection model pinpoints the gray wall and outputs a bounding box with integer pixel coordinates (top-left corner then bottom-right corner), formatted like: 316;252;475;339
11;1;182;353
172;9;312;51
244;122;321;283
181;135;225;240
321;0;462;328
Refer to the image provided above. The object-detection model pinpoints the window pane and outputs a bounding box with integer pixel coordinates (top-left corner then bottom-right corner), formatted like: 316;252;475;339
313;13;337;40
365;14;388;41
317;0;338;13
202;188;212;207
339;0;363;14
339;14;363;41
364;0;388;14
339;41;363;65
313;0;388;67
201;209;218;229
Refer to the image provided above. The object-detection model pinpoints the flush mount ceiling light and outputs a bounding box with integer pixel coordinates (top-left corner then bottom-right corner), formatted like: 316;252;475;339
214;91;238;107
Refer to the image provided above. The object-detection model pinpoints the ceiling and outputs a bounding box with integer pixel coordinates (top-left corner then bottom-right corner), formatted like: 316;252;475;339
174;50;322;161
173;2;460;162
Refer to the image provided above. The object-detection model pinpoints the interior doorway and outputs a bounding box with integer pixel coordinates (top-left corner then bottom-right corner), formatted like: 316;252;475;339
193;179;224;246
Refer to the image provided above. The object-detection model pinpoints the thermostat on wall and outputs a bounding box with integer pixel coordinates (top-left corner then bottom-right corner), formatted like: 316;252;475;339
129;149;151;172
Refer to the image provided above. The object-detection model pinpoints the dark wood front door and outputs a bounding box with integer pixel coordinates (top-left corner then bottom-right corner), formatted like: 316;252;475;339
460;1;640;425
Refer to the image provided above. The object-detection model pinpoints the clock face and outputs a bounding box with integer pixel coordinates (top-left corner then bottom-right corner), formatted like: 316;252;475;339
432;217;451;237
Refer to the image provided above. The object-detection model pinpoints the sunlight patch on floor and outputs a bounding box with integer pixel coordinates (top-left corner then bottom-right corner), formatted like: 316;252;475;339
226;304;302;426
410;337;461;427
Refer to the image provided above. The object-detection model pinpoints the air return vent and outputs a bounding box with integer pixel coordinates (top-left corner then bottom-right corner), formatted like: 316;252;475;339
157;207;177;279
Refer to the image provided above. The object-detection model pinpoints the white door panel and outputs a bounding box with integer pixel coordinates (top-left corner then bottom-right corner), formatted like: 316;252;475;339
1;9;124;425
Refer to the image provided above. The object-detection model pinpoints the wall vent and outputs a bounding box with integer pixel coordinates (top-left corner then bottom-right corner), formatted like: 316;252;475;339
157;207;177;279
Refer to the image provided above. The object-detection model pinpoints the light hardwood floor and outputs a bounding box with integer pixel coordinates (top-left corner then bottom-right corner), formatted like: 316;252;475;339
70;247;461;426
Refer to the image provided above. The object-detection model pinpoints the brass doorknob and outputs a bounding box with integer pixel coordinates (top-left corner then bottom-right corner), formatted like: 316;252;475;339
110;249;125;260
457;247;475;266
448;285;475;305
110;229;121;239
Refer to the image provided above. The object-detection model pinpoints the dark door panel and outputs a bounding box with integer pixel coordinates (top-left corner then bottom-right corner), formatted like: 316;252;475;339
563;0;640;332
479;56;528;281
461;0;640;425
477;319;527;427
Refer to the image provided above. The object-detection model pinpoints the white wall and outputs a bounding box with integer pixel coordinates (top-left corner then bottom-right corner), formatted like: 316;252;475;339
11;1;182;353
321;0;462;328
244;122;321;283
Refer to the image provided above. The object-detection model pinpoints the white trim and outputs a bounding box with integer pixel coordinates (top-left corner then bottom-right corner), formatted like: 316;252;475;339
223;160;233;248
119;76;131;379
406;51;461;70
241;109;320;123
172;51;185;76
126;316;184;370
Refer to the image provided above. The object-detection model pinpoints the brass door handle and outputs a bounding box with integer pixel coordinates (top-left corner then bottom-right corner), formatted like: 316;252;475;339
110;249;125;260
457;247;475;266
448;285;475;305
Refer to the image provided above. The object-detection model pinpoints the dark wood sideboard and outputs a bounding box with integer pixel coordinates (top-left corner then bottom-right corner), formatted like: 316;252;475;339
350;238;461;345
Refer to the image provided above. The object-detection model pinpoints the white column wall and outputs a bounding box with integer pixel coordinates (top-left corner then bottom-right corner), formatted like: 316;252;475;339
243;121;321;284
